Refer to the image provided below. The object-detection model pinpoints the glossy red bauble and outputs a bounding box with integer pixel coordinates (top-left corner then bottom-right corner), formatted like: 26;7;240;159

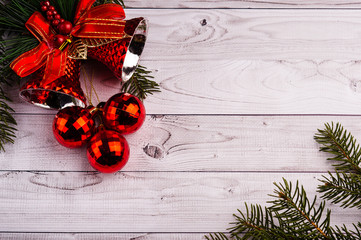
103;93;146;134
53;34;66;48
87;129;130;173
53;106;95;148
52;20;60;26
58;21;73;35
41;5;48;11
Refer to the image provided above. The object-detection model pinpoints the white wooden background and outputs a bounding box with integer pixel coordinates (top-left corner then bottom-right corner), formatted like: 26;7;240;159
1;1;361;239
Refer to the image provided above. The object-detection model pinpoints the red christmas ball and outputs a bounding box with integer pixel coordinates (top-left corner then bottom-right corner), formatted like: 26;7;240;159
58;21;73;35
48;6;55;11
47;15;53;21
54;14;61;20
53;106;95;148
103;93;146;134
43;1;50;6
60;19;65;23
53;34;66;48
52;20;60;26
46;10;53;16
87;129;130;173
41;5;48;11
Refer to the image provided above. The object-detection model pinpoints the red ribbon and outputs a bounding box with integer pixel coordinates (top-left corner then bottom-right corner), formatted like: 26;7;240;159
10;0;126;86
10;12;67;85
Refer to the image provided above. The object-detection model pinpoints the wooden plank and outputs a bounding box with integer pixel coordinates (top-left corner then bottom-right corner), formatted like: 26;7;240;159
9;10;361;114
8;59;361;114
125;0;361;9
0;233;207;239
1;115;360;172
125;9;361;60
0;171;358;232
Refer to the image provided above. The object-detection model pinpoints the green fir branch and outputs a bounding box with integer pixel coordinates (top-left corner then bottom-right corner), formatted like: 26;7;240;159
207;179;334;240
229;203;294;240
314;122;361;174
0;88;16;152
51;0;79;22
268;179;332;239
318;171;361;209
121;65;160;101
315;122;361;209
205;232;232;240
331;222;361;240
94;0;125;7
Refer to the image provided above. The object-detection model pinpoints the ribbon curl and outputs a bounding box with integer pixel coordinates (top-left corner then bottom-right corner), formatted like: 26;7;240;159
11;0;128;86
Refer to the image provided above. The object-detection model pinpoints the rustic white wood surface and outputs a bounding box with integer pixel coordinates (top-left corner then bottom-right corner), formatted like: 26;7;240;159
126;0;361;8
1;2;361;239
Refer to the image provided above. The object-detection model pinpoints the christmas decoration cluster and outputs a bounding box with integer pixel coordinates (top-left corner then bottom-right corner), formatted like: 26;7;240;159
2;0;158;173
53;93;145;173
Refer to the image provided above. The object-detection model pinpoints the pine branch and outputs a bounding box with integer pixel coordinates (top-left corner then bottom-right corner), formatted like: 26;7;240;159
314;122;361;174
0;87;16;152
268;178;332;239
94;0;125;7
121;65;160;101
318;171;361;209
331;222;361;240
207;179;334;240
315;122;361;209
205;232;231;240
229;203;295;240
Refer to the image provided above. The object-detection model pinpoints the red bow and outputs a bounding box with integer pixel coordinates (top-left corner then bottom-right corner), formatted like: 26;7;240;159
10;0;126;86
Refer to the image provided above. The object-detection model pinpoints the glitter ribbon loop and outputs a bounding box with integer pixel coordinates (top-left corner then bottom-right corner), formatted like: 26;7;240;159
10;12;67;86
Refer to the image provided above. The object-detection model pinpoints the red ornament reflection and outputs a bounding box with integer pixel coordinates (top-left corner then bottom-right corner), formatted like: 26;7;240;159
53;106;95;148
87;129;130;173
102;93;146;134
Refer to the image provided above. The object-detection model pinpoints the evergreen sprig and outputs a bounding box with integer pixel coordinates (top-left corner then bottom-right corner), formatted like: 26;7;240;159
314;122;361;209
121;64;160;101
207;123;361;240
0;88;16;151
94;0;124;7
331;222;361;240
314;122;361;174
318;171;361;209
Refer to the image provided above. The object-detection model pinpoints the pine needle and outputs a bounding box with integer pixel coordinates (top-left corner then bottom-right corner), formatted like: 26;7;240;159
121;65;160;101
314;122;361;174
315;122;361;209
0;88;16;152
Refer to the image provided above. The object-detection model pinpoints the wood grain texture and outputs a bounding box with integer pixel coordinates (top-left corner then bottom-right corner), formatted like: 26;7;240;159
0;233;208;240
10;10;361;114
9;59;361;114
125;0;361;9
2;4;361;238
0;171;358;232
1;114;361;172
126;9;361;60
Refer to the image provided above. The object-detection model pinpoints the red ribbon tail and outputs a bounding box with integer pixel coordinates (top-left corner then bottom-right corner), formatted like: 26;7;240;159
41;50;68;86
